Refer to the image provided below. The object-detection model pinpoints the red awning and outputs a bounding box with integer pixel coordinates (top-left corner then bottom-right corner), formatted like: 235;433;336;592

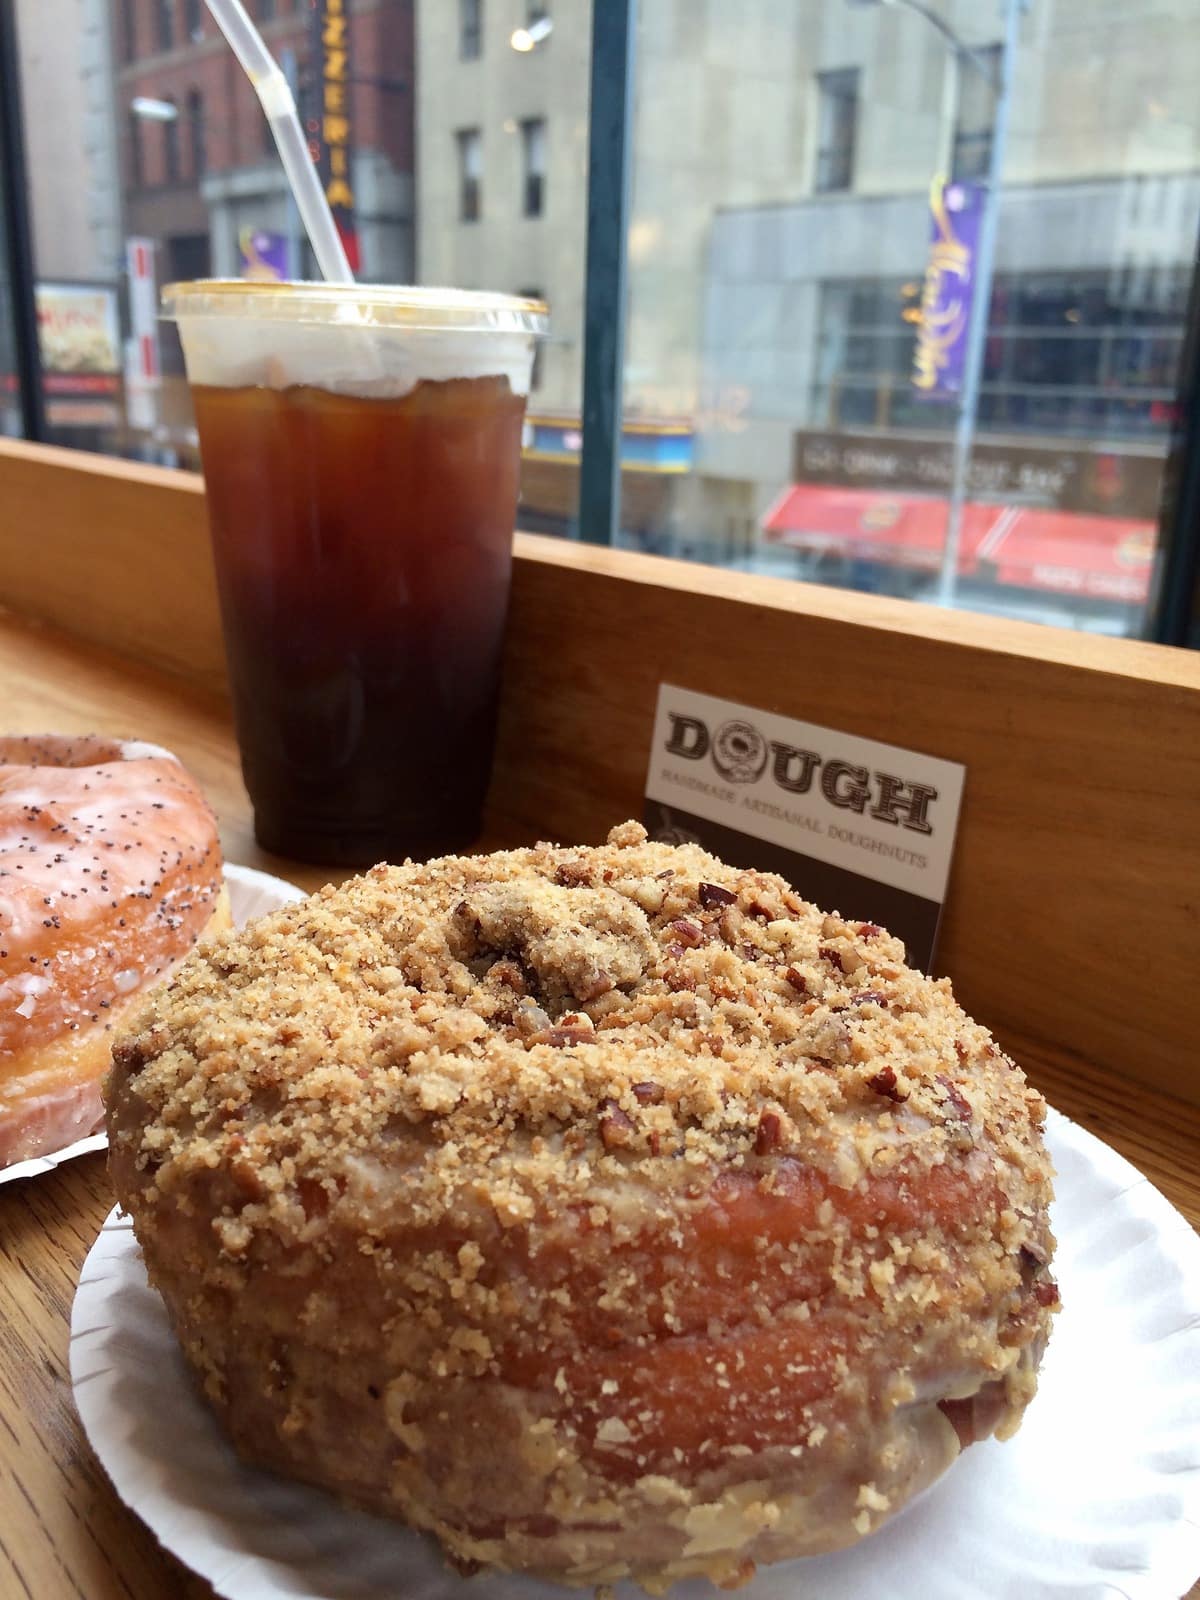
762;484;1155;602
761;485;1006;571
985;512;1155;604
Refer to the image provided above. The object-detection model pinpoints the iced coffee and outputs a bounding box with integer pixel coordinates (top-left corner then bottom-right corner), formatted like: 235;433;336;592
163;282;546;864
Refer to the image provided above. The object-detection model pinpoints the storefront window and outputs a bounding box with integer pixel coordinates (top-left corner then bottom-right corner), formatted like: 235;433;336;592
612;0;1200;637
2;0;588;516
0;0;1196;642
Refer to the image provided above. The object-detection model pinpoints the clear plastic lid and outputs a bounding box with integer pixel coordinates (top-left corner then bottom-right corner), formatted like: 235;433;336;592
161;280;548;336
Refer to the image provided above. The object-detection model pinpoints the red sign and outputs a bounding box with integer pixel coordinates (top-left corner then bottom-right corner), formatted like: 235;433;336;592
126;237;160;385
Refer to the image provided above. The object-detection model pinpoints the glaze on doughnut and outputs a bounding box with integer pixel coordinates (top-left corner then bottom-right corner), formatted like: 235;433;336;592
106;822;1057;1590
1;734;227;1166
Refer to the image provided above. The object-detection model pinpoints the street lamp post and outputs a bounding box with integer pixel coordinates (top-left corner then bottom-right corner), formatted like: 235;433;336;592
935;0;1023;607
848;0;1025;607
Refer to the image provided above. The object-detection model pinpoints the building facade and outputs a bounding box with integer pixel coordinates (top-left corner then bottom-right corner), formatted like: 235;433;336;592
416;0;1198;623
12;0;125;443
17;0;123;284
415;0;591;418
113;0;415;285
100;0;414;459
695;0;1198;578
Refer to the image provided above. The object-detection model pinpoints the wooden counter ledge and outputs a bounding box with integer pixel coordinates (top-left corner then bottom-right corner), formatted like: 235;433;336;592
0;609;1197;1600
2;433;1198;1597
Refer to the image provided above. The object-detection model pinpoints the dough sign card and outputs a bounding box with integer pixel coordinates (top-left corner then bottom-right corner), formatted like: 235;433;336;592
643;683;966;972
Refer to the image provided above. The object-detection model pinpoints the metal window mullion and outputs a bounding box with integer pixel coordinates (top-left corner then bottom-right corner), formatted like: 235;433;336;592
1149;220;1200;647
577;0;637;545
0;0;44;443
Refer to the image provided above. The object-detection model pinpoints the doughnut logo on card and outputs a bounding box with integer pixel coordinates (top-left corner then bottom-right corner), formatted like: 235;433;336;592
710;720;769;784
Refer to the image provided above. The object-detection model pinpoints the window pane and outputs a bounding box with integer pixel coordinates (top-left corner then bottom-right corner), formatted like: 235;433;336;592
457;127;482;220
420;12;588;535
816;68;858;194
520;117;545;217
164;97;181;183
460;0;482;60
8;0;418;463
951;44;1000;181
5;0;586;541
622;0;1200;636
121;0;138;64
187;89;205;177
127;108;143;190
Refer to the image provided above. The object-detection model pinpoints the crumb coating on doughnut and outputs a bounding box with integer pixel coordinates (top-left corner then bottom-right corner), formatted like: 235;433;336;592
107;822;1057;1589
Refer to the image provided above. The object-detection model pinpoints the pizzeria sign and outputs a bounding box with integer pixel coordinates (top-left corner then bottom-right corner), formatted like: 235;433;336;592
310;0;360;271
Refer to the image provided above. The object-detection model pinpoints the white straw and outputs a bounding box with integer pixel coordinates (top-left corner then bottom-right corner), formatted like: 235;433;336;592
204;0;354;284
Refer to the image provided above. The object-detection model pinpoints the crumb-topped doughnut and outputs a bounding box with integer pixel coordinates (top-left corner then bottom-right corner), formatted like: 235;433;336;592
106;822;1057;1590
0;734;228;1167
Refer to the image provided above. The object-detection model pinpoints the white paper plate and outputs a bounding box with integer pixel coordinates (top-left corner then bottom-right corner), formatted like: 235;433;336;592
70;1108;1200;1600
0;863;305;1186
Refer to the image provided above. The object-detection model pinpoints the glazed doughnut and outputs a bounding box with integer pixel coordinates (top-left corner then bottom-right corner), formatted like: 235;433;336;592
1;734;228;1167
106;822;1057;1591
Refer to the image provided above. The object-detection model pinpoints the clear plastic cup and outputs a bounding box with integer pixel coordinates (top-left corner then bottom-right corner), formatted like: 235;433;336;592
163;281;547;865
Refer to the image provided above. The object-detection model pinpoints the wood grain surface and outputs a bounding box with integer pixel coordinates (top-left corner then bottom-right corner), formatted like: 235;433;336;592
0;439;224;696
490;538;1200;1108
0;610;1197;1599
3;436;1199;1106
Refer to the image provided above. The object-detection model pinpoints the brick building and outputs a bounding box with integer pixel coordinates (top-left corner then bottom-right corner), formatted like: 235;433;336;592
113;0;414;287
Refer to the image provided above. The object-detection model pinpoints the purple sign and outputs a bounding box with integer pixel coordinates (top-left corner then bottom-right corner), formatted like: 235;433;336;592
911;179;984;400
238;228;289;282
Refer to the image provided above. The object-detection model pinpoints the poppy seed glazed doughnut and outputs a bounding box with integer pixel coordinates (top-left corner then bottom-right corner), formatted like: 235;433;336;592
0;733;227;1167
105;822;1058;1591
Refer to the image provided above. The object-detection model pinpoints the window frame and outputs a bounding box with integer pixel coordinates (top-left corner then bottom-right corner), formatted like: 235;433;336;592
122;0;138;63
187;88;205;179
128;107;144;189
520;116;545;218
456;125;482;222
0;0;44;439
460;0;482;61
951;43;1001;182
163;97;181;184
157;0;175;53
814;67;859;195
